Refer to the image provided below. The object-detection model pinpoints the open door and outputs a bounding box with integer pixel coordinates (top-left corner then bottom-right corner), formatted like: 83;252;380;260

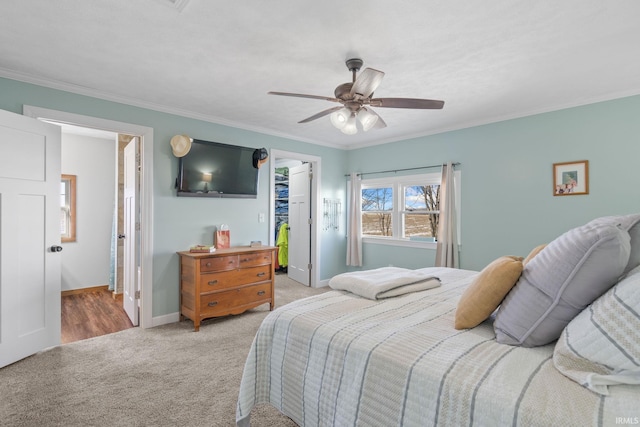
287;163;311;286
0;109;61;367
123;137;139;326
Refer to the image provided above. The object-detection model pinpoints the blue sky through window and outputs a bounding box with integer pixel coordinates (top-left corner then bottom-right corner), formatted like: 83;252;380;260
362;185;437;211
405;186;428;210
362;187;392;211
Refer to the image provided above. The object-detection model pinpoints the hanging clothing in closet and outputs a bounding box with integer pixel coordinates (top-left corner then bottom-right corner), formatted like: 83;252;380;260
276;222;289;267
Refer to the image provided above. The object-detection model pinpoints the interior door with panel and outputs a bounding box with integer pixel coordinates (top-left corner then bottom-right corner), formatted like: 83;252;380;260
287;163;311;286
0;108;61;368
123;137;139;326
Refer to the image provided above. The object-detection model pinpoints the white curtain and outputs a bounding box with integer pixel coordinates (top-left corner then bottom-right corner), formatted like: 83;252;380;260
435;162;459;268
346;172;363;266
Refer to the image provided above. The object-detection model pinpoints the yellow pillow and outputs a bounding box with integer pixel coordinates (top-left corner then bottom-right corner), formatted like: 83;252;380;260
454;256;524;330
523;244;547;266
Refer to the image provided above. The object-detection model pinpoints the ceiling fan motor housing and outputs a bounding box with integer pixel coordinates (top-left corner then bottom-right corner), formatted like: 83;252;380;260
334;82;354;100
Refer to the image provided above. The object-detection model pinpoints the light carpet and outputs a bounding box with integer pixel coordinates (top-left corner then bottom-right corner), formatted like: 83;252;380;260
0;274;328;427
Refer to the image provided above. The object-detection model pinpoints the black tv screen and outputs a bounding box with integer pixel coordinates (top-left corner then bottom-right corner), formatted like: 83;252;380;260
177;139;259;198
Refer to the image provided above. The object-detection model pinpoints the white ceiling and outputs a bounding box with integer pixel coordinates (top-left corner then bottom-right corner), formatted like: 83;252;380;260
1;1;639;150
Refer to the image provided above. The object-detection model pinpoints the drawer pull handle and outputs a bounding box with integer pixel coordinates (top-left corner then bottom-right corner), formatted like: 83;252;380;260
208;301;218;307
208;280;218;286
257;272;266;277
205;262;211;267
241;258;250;262
257;290;266;296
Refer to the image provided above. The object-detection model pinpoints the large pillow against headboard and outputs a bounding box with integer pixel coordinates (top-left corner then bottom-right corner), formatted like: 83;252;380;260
590;213;640;275
553;264;640;395
494;218;631;347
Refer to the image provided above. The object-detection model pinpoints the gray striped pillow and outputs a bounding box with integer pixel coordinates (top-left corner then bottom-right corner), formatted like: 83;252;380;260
553;265;640;395
494;220;631;347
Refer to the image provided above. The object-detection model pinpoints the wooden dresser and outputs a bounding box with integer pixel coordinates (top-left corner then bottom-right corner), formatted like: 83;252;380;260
178;246;277;331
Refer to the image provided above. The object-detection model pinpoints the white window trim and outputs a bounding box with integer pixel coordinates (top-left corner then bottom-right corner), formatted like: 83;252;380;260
359;171;461;249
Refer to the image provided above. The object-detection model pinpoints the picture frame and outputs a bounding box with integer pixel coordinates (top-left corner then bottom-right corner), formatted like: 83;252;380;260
553;160;589;196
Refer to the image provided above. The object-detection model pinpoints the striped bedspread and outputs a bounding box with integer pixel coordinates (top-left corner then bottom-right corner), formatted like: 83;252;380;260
236;267;638;426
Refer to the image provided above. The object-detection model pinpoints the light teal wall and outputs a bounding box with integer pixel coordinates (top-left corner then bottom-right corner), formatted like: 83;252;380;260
3;76;639;316
0;77;347;318
348;95;640;271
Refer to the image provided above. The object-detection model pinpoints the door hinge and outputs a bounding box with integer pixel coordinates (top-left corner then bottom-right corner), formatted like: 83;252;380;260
135;222;141;231
307;218;312;225
308;263;312;270
135;290;141;299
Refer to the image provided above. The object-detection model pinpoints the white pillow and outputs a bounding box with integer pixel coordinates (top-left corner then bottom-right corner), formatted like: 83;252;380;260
553;265;640;395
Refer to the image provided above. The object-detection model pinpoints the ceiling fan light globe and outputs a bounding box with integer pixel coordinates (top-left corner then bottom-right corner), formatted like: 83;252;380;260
341;114;358;135
330;108;350;129
329;112;346;130
358;108;378;132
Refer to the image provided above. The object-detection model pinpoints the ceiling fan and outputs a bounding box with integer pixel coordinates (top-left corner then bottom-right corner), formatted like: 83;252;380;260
268;58;444;135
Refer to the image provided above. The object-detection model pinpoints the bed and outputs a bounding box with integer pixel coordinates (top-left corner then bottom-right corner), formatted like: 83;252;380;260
236;265;638;426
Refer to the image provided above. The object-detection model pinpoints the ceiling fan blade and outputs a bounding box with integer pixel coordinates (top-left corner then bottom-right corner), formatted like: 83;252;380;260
350;68;385;98
298;106;344;123
370;98;444;109
370;108;387;129
268;91;340;103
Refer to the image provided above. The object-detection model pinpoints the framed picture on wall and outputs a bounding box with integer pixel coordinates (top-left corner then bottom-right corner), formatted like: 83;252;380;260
553;160;589;196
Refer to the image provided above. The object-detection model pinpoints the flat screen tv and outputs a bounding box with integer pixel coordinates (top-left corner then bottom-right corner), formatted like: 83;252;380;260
177;139;259;198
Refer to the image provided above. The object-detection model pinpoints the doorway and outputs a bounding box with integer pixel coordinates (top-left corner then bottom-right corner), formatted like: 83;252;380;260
57;125;136;342
22;105;155;329
269;150;321;288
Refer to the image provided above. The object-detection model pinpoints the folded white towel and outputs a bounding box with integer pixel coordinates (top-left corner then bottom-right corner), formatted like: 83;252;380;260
329;267;441;300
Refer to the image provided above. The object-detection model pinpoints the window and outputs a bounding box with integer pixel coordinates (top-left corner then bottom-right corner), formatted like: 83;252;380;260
360;172;457;247
361;186;393;236
403;183;440;240
61;174;76;242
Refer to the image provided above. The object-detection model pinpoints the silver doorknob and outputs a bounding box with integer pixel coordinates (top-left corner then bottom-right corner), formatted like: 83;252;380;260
50;245;63;252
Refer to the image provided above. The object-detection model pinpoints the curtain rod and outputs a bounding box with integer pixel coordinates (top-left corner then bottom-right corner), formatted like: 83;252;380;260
344;162;460;178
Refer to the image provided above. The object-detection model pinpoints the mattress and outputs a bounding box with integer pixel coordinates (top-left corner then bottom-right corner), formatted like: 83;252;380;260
236;267;638;426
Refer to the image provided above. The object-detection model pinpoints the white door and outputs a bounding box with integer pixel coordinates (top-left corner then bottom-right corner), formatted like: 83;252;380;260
123;137;139;326
288;163;311;286
0;109;61;368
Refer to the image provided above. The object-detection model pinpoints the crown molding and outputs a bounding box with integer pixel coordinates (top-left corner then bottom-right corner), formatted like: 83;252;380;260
3;67;638;152
0;67;348;150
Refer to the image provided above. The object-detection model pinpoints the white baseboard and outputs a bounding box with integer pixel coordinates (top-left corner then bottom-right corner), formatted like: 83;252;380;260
151;312;180;327
316;279;330;288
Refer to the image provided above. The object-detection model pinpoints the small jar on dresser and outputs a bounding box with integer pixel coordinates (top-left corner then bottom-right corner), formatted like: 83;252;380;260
177;246;277;331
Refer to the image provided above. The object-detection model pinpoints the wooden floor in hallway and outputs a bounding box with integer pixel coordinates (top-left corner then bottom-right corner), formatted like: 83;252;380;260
61;289;134;344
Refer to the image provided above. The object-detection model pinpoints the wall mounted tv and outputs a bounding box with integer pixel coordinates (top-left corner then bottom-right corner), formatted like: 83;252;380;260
177;139;260;198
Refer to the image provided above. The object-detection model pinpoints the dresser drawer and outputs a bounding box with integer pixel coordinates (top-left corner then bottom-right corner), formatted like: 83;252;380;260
200;255;238;272
199;265;271;292
200;283;272;316
238;251;272;268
